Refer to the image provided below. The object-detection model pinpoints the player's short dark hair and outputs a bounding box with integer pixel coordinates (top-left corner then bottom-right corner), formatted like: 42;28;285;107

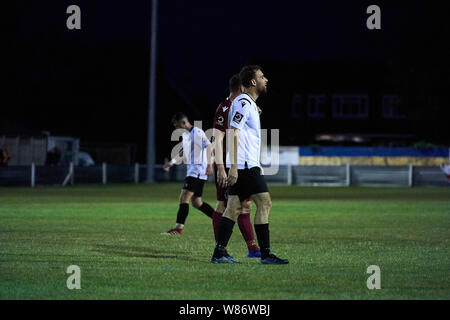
239;65;261;88
229;74;241;93
171;112;187;125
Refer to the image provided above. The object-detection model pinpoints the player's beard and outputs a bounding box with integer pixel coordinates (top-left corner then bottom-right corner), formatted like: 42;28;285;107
258;84;267;95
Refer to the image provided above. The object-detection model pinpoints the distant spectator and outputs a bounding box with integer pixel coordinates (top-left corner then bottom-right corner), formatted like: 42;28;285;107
45;147;61;166
0;147;10;166
440;163;450;184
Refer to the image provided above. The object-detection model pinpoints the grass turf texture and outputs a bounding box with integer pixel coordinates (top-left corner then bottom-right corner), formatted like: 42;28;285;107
0;184;449;300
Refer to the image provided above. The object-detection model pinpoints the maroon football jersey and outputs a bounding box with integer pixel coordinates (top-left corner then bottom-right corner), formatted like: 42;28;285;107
213;98;232;165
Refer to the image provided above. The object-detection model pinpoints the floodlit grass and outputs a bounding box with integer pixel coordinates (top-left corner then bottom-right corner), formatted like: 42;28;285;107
0;183;449;299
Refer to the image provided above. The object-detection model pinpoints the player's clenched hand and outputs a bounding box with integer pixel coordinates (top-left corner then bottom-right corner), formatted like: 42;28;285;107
227;167;238;186
206;164;213;176
217;167;227;188
163;162;172;172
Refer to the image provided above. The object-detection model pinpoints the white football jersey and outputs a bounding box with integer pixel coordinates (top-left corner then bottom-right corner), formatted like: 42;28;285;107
226;92;261;169
182;126;211;180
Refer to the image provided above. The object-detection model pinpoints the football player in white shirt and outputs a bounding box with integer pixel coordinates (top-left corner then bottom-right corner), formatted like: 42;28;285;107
211;74;261;258
162;112;216;235
211;65;288;264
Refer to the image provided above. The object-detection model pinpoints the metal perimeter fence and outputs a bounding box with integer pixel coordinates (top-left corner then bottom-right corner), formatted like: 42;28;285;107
0;163;448;187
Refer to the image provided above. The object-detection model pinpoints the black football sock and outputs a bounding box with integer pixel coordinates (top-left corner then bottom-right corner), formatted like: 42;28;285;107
215;216;235;249
176;203;189;225
198;202;214;218
254;224;270;259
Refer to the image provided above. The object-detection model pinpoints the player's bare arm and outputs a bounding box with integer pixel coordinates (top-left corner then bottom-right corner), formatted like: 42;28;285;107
205;135;214;176
164;149;184;171
212;128;227;188
227;127;240;186
206;145;213;176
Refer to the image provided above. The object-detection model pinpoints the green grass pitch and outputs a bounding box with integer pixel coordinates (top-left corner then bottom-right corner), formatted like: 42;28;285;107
0;183;449;299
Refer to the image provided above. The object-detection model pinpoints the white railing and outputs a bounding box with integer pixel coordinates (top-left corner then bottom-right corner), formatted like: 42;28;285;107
0;164;448;187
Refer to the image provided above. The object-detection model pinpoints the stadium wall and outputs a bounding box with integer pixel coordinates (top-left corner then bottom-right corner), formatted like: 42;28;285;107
298;147;449;166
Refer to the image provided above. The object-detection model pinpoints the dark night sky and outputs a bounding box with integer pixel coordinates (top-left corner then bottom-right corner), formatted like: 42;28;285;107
4;1;448;162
